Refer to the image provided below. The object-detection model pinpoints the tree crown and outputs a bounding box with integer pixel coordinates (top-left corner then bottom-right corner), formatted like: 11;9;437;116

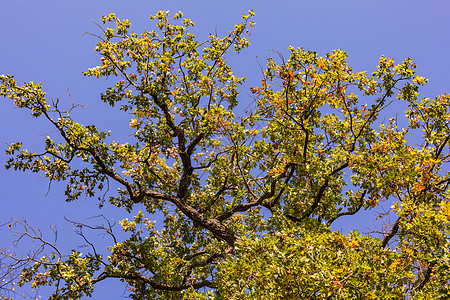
1;10;450;299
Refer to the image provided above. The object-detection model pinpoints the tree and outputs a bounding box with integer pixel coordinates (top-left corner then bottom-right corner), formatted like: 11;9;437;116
1;10;450;299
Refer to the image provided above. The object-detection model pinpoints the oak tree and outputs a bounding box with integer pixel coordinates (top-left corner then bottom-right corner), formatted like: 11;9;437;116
1;10;450;299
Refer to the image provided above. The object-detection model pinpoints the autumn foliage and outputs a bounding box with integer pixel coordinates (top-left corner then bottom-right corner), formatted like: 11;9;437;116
1;10;450;299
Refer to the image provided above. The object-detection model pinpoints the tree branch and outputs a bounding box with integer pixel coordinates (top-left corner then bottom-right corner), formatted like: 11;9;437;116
380;216;401;248
327;190;366;226
91;272;214;292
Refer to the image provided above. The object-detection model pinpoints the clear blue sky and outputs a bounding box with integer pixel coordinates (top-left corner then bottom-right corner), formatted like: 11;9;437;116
1;1;450;298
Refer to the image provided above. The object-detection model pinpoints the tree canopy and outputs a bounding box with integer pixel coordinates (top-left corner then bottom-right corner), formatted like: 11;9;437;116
1;10;450;299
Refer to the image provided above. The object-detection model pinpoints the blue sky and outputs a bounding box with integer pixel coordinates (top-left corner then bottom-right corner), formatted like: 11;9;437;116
1;1;450;298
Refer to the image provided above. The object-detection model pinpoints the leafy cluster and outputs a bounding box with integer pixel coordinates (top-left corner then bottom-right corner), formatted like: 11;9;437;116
1;10;450;299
